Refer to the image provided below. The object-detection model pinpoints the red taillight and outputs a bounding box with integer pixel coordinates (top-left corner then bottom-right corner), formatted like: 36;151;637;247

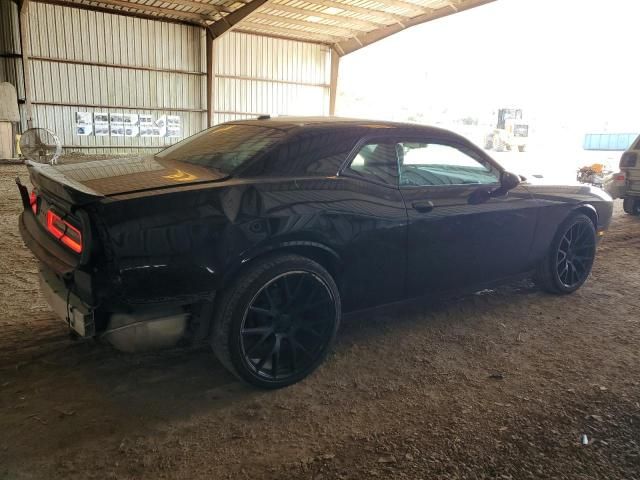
615;174;626;181
29;190;38;215
46;210;83;253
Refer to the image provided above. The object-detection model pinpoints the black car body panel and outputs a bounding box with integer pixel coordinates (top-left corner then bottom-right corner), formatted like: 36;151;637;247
18;117;613;337
523;183;612;265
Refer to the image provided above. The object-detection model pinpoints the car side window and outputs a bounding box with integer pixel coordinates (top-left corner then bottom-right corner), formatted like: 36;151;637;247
399;142;499;187
346;141;399;186
240;131;359;177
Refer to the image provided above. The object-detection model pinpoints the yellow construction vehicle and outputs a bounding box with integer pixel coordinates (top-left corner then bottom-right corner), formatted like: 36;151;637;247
484;108;529;153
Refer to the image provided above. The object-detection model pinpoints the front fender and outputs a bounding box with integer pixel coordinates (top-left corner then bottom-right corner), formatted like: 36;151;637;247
572;203;598;227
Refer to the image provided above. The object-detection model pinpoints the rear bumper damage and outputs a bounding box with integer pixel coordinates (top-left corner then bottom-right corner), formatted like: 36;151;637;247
39;267;95;337
38;268;191;352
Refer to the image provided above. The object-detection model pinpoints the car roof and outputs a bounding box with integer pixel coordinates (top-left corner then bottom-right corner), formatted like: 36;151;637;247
226;116;464;140
231;116;403;127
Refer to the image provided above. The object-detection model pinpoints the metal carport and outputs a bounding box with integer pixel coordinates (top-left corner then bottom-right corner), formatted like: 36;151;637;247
0;0;493;153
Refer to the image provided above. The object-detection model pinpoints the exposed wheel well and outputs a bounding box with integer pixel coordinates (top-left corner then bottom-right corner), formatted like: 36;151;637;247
278;245;342;281
202;245;342;344
222;245;343;295
574;206;598;229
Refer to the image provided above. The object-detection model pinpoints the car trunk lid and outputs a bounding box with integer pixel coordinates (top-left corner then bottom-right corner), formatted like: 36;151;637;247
26;155;230;205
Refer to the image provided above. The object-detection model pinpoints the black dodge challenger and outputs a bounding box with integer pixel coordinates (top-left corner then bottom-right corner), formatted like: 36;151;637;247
17;117;613;388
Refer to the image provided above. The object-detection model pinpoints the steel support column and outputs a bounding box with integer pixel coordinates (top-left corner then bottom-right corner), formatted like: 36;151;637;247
329;48;340;116
18;0;33;128
206;29;214;127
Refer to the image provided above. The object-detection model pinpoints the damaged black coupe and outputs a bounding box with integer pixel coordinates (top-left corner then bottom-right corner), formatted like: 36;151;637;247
17;117;613;388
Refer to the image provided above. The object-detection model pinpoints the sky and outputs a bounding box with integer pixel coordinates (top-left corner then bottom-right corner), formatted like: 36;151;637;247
336;0;640;151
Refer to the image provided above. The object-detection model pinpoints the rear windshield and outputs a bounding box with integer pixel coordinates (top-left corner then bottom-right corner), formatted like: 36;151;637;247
156;124;285;174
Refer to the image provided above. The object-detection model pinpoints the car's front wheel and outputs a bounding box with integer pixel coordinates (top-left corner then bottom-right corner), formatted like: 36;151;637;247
535;213;596;294
211;254;340;389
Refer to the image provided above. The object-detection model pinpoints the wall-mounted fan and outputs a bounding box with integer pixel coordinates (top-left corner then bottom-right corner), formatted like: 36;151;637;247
19;128;62;165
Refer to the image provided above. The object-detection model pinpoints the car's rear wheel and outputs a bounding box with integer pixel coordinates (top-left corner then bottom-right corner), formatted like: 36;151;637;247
535;213;596;294
211;254;340;389
623;197;640;215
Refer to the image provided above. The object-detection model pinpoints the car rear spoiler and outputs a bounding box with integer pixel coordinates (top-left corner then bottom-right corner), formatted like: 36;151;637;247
26;160;104;205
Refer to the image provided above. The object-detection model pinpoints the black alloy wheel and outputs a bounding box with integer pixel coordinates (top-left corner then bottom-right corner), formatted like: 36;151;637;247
555;221;596;289
212;254;340;389
240;271;336;382
535;213;596;294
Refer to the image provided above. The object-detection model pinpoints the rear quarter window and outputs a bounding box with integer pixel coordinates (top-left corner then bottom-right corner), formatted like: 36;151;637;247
242;130;360;177
156;124;285;174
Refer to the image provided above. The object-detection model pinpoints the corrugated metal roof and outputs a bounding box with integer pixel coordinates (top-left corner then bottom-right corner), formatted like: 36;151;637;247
36;0;495;55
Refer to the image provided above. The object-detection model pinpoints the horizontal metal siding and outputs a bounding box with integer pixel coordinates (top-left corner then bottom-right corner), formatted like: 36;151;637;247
28;5;204;72
213;31;331;123
27;2;206;153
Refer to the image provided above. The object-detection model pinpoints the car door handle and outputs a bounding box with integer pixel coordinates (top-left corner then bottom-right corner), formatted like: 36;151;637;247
411;200;434;213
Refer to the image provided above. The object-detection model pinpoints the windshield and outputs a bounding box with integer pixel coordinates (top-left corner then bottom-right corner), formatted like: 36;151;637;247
155;124;285;174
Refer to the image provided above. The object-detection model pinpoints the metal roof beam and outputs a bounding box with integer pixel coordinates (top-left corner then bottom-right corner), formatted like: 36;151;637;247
260;3;383;30
367;0;433;15
158;0;234;14
233;28;332;45
291;0;410;23
249;12;358;37
207;0;269;38
238;20;338;43
34;0;200;26
335;0;495;55
82;0;211;23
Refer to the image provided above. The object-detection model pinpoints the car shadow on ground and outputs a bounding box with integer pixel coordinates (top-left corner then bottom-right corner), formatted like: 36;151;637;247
1;279;541;454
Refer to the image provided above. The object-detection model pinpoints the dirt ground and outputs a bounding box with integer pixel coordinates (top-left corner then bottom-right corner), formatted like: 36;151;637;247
1;163;639;480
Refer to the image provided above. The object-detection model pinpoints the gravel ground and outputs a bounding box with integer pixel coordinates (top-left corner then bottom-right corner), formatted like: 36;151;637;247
1;163;639;480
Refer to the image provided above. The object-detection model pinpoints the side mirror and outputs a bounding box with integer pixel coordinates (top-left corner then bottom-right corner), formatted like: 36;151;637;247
493;171;520;197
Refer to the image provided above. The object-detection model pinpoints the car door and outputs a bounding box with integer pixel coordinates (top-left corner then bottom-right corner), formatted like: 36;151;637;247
337;139;408;312
398;139;539;297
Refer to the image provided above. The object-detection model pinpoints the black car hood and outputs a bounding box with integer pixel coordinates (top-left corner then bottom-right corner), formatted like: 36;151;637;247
28;156;229;204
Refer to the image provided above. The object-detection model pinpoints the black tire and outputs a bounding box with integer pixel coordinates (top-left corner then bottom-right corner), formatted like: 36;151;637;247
518;145;526;153
535;213;596;294
211;254;340;389
623;197;640;215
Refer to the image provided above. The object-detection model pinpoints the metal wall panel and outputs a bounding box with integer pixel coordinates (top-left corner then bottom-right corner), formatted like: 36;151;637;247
213;31;331;121
27;2;207;152
8;2;332;154
0;0;24;104
0;0;21;54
